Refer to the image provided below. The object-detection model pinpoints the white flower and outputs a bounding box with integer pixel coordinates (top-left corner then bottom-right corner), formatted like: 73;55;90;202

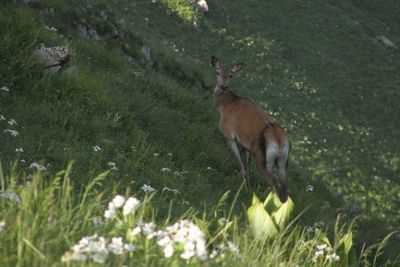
29;162;47;171
128;226;142;238
218;217;228;225
124;243;136;252
161;167;171;172
306;184;314;192
15;148;24;153
326;253;340;262
107;161;118;171
0;114;5;121
64;234;108;263
207;166;213;171
153;153;160;157
7;119;17;125
104;209;116;219
162;187;179;194
163;244;174;258
122;197;140;216
4;129;19;137
0;86;9;92
167;153;173;156
0;221;5;232
157;236;171;247
142;222;156;238
141;184;156;193
92;145;101;152
44;25;58;32
108;237;124;255
112;195;126;208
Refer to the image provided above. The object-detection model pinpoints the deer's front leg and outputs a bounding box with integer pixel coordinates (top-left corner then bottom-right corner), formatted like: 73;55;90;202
228;140;247;180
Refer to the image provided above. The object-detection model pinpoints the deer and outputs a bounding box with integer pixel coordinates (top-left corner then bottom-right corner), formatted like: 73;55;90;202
211;55;290;202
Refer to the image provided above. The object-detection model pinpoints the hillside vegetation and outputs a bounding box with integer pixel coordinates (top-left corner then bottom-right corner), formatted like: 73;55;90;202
0;0;399;266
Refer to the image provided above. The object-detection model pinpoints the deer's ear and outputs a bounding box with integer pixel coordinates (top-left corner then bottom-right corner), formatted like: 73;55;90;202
211;55;220;69
231;63;244;74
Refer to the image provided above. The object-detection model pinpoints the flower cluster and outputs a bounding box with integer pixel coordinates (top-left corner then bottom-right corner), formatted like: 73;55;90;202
104;195;140;219
29;162;47;171
4;129;19;137
312;243;340;263
129;220;208;261
107;161;118;171
141;184;156;193
210;241;241;260
61;234;135;263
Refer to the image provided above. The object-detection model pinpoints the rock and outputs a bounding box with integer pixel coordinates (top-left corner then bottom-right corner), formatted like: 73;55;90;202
377;35;398;49
141;46;151;61
77;23;101;41
193;0;209;13
34;44;72;72
108;23;119;39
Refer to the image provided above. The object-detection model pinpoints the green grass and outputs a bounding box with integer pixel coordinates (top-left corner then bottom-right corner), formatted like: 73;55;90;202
0;0;399;265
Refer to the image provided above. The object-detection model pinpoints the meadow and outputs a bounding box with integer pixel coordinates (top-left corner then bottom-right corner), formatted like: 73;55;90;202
0;0;399;266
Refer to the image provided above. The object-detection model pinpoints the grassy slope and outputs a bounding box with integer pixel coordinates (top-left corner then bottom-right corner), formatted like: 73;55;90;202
0;0;399;263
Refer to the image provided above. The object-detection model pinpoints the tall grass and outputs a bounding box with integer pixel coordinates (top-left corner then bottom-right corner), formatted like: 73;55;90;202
0;163;394;266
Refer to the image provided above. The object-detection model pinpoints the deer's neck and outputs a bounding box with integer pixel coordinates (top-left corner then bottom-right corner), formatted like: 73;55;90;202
213;87;239;112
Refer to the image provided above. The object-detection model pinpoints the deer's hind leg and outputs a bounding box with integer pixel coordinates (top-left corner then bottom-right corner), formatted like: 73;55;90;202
228;140;247;181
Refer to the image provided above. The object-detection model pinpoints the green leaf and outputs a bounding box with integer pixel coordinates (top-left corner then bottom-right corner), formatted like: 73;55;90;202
271;196;294;230
247;194;278;239
263;191;282;213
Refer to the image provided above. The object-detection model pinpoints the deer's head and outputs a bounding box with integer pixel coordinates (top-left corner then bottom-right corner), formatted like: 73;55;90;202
211;56;244;94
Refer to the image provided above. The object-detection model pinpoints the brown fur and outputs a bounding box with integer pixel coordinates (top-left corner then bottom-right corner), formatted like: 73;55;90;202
211;56;290;202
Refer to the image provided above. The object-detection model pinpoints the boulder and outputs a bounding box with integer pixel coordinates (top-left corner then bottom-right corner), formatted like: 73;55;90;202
34;44;72;72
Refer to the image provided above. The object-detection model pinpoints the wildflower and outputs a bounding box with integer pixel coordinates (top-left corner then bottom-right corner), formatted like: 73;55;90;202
107;161;118;171
326;253;340;262
104;209;116;219
7;119;17;125
142;222;156;239
112;195;126;208
0;114;5;120
20;159;26;163
162;187;179;194
167;153;173;156
124;243;136;252
207;166;213;171
0;86;9;92
218;217;228;225
163;244;174;258
15;148;24;153
128;226;142;238
108;237;124;255
44;25;58;32
0;221;5;232
153;153;160;157
141;184;156;193
29;162;47;171
92;217;103;226
92;145;101;152
4;129;19;137
122;197;140;216
63;234;108;263
306;184;314;192
161;167;171;172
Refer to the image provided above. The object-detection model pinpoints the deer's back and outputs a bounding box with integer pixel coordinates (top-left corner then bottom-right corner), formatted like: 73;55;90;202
219;97;277;149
